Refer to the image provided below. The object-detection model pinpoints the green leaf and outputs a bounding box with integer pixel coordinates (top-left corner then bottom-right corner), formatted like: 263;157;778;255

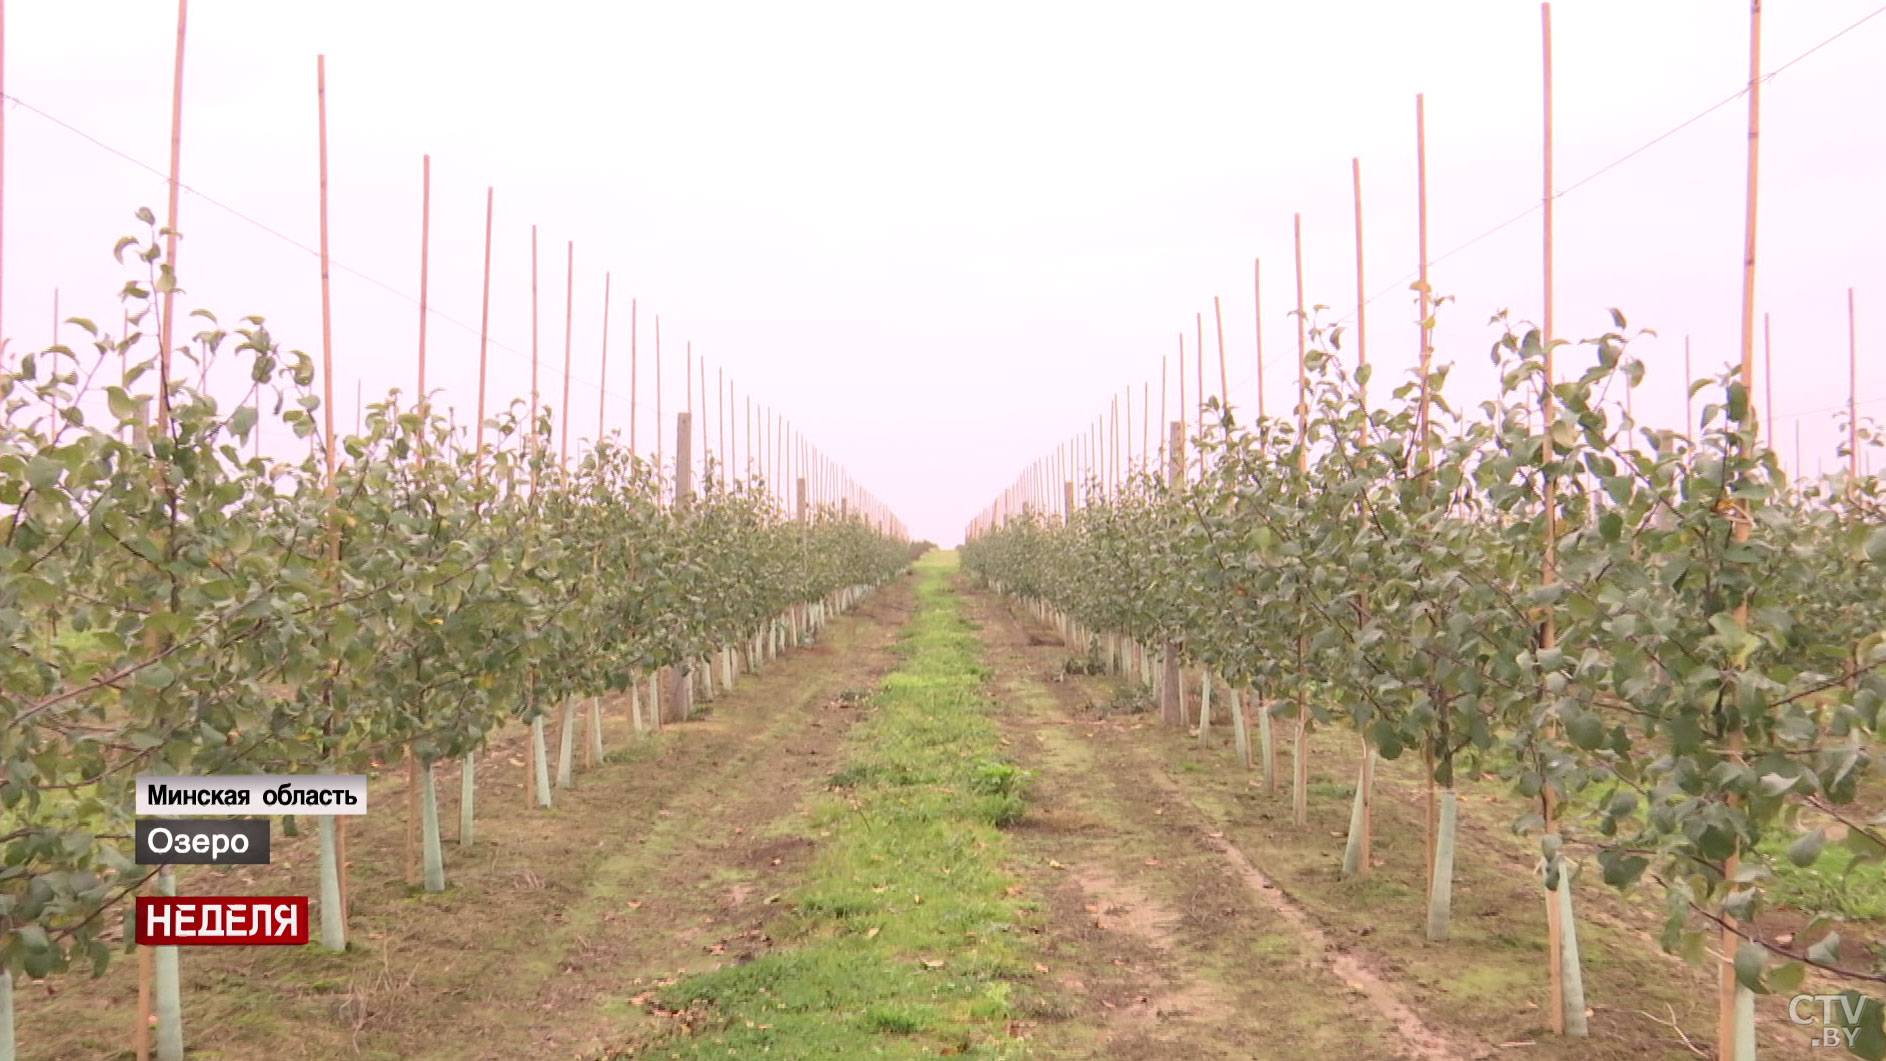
1788;828;1827;868
1836;992;1886;1060
1733;939;1766;994
1767;959;1806;997
136;663;177;690
25;456;62;490
107;386;140;421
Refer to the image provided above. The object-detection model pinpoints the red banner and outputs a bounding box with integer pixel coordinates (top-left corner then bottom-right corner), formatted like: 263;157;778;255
134;897;310;946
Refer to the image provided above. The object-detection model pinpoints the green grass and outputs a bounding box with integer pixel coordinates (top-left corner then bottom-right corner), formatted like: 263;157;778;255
1759;831;1886;920
621;552;1032;1059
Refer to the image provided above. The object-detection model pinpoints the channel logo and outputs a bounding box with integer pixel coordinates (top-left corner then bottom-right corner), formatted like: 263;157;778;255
134;897;310;946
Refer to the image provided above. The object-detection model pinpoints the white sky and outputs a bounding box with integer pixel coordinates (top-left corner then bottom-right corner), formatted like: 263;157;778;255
6;1;1883;544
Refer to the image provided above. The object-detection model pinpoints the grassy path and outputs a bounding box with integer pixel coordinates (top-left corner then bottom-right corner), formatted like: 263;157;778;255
614;551;1035;1058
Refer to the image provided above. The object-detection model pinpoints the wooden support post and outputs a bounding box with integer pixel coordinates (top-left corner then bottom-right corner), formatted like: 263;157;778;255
1719;2;1762;1055
1539;2;1581;1035
1162;421;1185;728
669;411;694;723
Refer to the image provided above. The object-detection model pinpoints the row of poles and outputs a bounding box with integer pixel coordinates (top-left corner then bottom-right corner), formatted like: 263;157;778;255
969;10;1872;537
0;7;907;544
968;3;1792;1056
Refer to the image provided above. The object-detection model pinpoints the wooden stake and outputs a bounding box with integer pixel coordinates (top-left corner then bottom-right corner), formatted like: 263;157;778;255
1352;158;1368;408
0;0;6;364
1850;289;1860;489
1685;336;1694;440
630;299;638;454
475;190;494;481
1294;214;1307;445
669;412;695;722
598;272;611;446
1163;421;1185;728
1293;211;1310;832
156;0;188;435
1415;94;1433;455
1720;2;1762;1054
1540;2;1573;1036
1763;312;1774;453
528;227;539;477
417;156;431;409
655;316;663;483
1214;296;1229;413
315;53;352;931
559;241;574;470
1196;311;1206;477
405;152;432;889
1178;332;1187;481
1254;258;1267;419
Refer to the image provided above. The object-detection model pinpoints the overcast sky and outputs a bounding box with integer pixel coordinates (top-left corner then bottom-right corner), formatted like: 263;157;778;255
7;1;1883;543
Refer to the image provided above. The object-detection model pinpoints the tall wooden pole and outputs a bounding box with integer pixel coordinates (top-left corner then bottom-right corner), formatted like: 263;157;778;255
1254;259;1267;419
529;228;539;469
1178;333;1187;482
559;242;574;470
1851;290;1860;489
1294;214;1307;444
1352;158;1368;408
1763;312;1774;454
475;191;493;481
630;299;638;454
1539;2;1579;1037
1292;212;1310;833
1214;297;1229;414
404;154;433;888
417;157;431;410
597;272;611;447
0;0;6;365
155;0;189;435
1685;336;1694;439
1720;2;1762;1055
655;317;663;485
1415;95;1433;455
315;53;351;944
1196;311;1206;478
